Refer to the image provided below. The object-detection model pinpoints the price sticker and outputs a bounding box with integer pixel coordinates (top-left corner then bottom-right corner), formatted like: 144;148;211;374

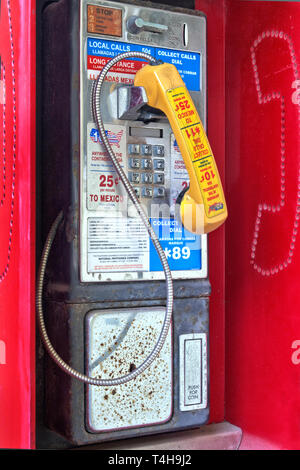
167;86;226;218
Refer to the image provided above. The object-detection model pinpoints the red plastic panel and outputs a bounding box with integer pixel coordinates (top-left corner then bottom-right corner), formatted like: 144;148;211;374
0;0;36;449
226;0;300;450
196;0;226;424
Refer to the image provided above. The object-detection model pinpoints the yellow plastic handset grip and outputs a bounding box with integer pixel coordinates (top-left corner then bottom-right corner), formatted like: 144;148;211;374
134;63;227;234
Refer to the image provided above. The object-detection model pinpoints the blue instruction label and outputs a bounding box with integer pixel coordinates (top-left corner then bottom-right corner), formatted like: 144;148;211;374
149;218;202;271
87;38;201;91
87;37;155;60
155;47;200;91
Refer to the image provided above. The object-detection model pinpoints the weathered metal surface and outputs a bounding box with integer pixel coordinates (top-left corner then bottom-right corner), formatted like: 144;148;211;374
86;307;172;432
39;295;209;448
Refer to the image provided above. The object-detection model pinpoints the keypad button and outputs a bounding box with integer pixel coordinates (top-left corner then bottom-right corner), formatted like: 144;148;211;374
141;173;153;184
129;172;140;184
128;144;140;154
134;187;140;197
141;158;152;170
154;159;165;170
141;144;152;155
142;187;153;198
153;145;164;156
129;158;140;169
154;173;164;184
154;187;165;198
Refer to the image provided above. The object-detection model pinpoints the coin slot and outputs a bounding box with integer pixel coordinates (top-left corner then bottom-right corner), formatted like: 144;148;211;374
183;23;188;47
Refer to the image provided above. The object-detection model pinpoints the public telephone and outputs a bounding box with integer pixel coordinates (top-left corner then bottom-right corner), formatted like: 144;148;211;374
37;0;227;448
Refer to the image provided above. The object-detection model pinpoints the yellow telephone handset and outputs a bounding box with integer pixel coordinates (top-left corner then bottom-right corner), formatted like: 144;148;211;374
134;63;227;234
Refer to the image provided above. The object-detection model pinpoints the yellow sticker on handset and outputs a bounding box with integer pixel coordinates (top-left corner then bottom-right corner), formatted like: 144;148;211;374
166;86;226;218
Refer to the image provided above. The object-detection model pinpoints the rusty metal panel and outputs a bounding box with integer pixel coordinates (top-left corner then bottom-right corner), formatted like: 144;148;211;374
86;307;172;432
39;295;209;448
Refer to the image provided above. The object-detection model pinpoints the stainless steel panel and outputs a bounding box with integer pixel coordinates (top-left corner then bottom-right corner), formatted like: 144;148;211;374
80;0;207;282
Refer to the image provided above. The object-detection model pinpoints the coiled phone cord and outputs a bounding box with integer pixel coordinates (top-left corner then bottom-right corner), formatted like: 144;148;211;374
36;52;174;386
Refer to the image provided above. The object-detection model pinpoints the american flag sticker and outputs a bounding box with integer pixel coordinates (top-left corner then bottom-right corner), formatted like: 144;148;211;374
173;139;181;154
90;128;124;148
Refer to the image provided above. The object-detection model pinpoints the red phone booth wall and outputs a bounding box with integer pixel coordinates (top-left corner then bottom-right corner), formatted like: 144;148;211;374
2;0;300;450
0;0;36;449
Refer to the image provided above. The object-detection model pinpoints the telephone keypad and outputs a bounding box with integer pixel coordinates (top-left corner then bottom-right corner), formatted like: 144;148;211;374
127;143;166;201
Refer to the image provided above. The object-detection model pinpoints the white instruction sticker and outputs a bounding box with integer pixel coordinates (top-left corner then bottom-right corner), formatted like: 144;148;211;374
87;217;149;273
179;333;207;411
87;122;127;213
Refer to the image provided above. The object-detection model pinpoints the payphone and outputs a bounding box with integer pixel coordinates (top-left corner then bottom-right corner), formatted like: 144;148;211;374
37;0;226;447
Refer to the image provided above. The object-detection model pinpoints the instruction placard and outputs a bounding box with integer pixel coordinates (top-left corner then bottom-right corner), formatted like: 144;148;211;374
149;218;202;272
88;217;149;272
87;38;201;91
87;122;127;213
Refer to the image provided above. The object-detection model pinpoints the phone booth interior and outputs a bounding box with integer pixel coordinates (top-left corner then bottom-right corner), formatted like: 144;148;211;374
35;0;227;448
2;0;300;451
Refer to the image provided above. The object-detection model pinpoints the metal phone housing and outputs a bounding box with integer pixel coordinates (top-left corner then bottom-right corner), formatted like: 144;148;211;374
37;0;210;448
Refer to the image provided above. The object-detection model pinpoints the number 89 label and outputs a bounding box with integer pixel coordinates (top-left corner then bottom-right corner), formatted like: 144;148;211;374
150;218;202;272
164;246;191;260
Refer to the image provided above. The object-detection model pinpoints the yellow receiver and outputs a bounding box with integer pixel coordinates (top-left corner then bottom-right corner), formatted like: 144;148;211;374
134;63;227;234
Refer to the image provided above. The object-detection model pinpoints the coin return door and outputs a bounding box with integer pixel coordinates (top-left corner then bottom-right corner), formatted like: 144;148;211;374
86;308;172;432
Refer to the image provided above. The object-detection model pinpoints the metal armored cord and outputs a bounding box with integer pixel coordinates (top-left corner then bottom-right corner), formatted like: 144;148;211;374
36;52;174;386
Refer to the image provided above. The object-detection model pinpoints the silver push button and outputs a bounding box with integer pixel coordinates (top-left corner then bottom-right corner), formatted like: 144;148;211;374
153;145;164;156
128;144;140;155
129;172;140;184
141;144;152;155
154;187;165;198
154;159;164;170
129;158;140;169
142;187;153;198
141;173;153;184
154;173;164;184
141;158;152;170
